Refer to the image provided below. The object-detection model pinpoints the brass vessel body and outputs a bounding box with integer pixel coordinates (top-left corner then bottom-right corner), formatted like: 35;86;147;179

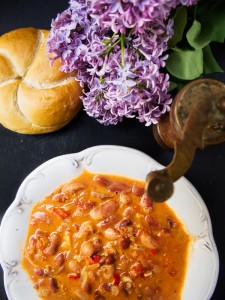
153;78;225;149
147;78;225;202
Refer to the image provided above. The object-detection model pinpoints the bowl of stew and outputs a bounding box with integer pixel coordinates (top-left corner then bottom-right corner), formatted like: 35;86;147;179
0;145;219;300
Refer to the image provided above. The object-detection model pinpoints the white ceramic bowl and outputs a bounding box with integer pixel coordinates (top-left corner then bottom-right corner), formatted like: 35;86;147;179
0;145;219;300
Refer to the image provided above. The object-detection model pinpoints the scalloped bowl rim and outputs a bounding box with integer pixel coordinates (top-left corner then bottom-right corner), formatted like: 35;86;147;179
0;145;219;300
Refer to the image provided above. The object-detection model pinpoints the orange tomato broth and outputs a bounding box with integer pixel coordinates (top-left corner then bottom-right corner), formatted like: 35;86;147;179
22;170;190;300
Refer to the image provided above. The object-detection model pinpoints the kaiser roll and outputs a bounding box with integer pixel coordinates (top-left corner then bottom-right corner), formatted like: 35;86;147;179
0;27;83;134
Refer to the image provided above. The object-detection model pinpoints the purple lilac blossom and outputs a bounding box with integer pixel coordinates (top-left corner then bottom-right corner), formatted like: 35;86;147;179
180;0;198;6
47;0;198;126
91;0;198;34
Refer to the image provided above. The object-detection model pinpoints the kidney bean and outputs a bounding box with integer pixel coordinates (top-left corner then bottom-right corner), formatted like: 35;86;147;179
98;282;111;293
97;215;119;229
34;268;46;277
78;200;96;210
90;200;119;220
132;185;145;196
108;182;131;194
140;194;153;212
120;237;131;249
62;182;85;194
81;282;92;294
54;252;66;266
123;207;134;218
105;254;115;265
94;290;106;300
44;233;60;256
145;216;161;230
120;193;132;205
93;175;110;187
49;278;58;293
115;219;133;230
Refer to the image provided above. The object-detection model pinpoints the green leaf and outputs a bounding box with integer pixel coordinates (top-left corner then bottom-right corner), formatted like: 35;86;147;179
168;81;178;92
186;20;210;50
166;47;203;80
168;6;187;48
196;0;225;43
203;45;224;74
176;82;186;92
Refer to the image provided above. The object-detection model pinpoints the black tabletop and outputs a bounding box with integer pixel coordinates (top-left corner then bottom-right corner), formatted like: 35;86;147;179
0;1;224;299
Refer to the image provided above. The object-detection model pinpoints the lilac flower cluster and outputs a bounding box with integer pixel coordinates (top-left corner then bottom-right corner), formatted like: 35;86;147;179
47;0;198;126
91;0;175;34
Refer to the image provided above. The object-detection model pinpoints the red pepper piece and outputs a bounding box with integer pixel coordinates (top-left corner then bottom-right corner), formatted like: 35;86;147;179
52;207;68;219
91;255;100;263
68;273;80;280
113;273;120;285
130;262;146;278
150;248;157;256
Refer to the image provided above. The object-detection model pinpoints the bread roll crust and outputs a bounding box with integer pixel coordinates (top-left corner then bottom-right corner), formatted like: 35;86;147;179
0;27;39;77
0;28;82;134
0;55;15;81
18;80;82;127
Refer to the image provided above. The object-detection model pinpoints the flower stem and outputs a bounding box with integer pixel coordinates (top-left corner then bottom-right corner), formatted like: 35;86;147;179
105;38;121;55
121;33;125;68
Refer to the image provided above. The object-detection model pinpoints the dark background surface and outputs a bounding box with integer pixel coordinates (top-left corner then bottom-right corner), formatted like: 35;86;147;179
0;1;224;299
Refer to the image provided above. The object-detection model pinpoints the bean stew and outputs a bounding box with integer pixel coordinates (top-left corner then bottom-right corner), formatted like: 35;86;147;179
22;170;190;300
